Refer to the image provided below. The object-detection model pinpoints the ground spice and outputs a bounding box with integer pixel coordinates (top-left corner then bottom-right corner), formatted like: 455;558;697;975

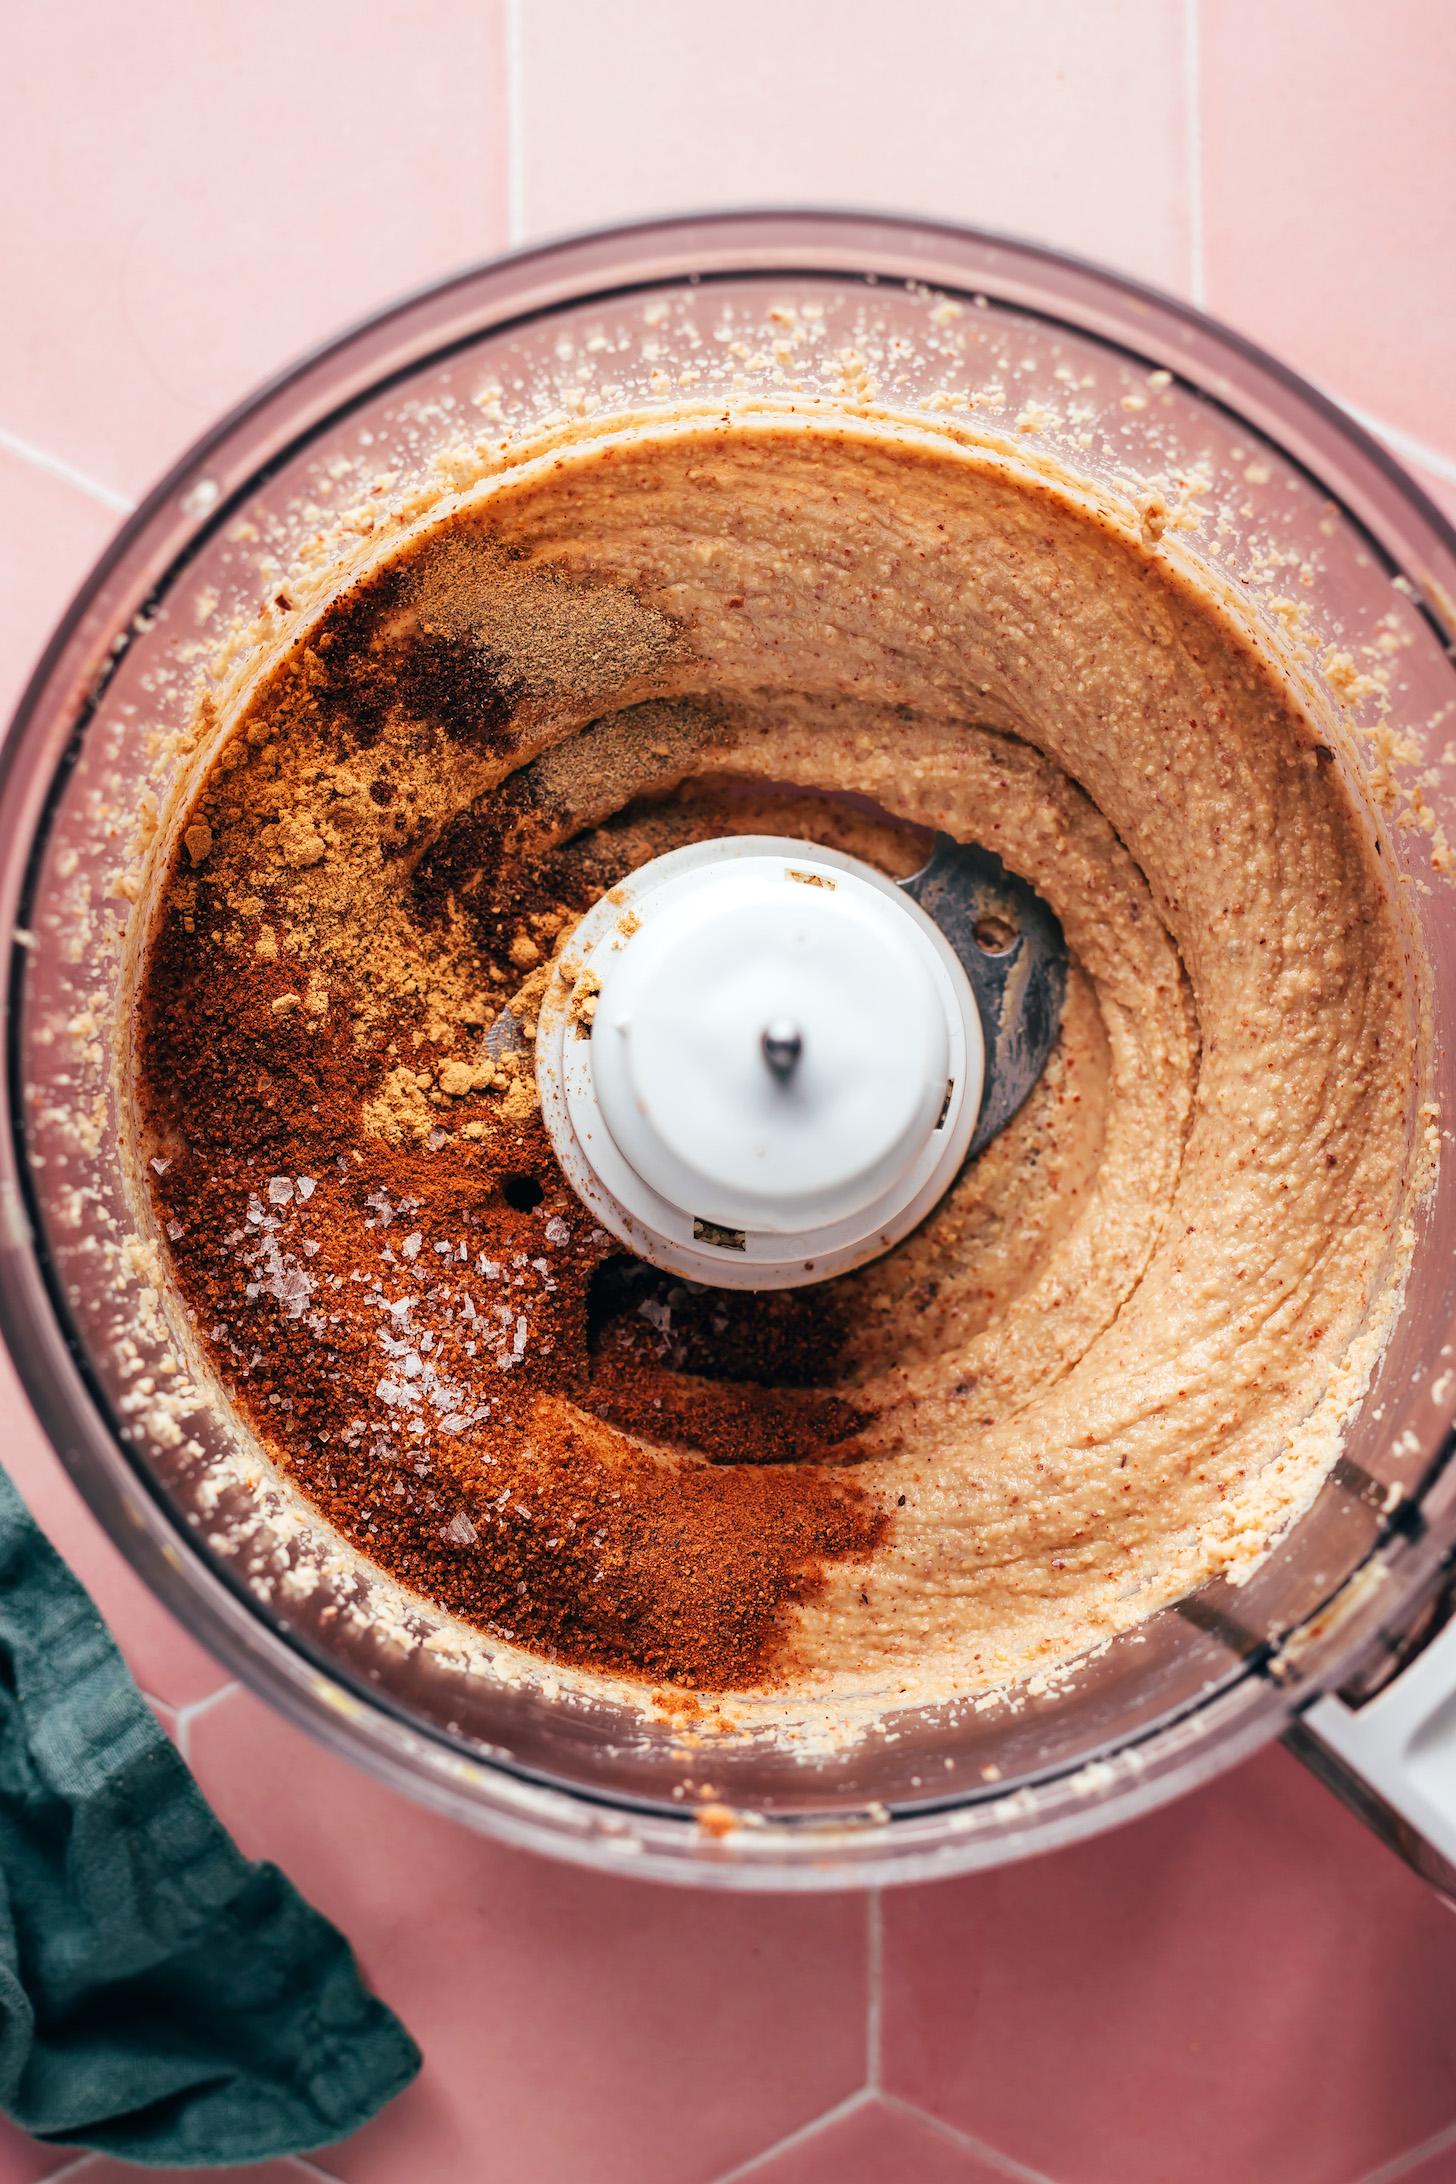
139;513;888;1692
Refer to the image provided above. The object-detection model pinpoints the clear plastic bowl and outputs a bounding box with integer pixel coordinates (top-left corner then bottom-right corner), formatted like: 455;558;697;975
4;211;1456;1887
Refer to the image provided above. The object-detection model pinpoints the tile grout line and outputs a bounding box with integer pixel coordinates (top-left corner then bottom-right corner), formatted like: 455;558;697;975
865;1886;883;2088
708;2089;874;2184
505;0;527;247
1183;0;1206;307
0;423;133;515
866;1897;1051;2183
173;1677;242;1760
1356;2115;1456;2184
1342;399;1456;488
174;1678;241;1728
27;2128;335;2179
878;2091;1060;2184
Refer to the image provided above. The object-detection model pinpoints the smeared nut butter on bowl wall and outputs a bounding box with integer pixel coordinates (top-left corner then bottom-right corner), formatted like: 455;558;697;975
132;403;1420;1728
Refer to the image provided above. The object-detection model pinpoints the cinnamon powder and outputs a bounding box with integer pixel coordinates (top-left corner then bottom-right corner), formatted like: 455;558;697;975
138;513;888;1692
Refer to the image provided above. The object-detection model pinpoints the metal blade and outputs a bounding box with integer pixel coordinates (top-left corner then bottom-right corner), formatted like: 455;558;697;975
899;834;1067;1159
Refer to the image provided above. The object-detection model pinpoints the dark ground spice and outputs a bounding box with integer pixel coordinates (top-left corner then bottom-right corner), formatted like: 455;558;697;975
138;515;889;1693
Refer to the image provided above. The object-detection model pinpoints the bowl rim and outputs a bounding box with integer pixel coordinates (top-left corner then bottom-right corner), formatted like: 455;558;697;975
4;205;1456;1888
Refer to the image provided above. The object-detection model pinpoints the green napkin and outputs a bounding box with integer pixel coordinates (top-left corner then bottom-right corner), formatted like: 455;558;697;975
0;1465;420;2166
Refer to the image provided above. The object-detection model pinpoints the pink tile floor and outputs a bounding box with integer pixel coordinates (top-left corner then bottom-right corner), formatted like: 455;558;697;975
3;3;1456;2178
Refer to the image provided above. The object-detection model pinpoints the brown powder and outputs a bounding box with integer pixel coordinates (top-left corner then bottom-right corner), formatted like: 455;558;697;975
137;512;889;1692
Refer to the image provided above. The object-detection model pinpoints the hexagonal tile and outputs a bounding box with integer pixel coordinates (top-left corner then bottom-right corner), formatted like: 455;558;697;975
0;2116;72;2184
517;0;1192;292
742;2097;1013;2183
0;447;121;723
1201;0;1456;460
1394;2139;1456;2184
0;0;510;503
188;1688;868;2184
883;1744;1456;2184
0;1347;231;1710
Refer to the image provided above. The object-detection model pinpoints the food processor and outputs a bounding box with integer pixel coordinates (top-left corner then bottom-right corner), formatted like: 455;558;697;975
5;209;1456;1891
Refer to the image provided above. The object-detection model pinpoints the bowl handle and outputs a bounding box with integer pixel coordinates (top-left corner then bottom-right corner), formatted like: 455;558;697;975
1285;1577;1456;1904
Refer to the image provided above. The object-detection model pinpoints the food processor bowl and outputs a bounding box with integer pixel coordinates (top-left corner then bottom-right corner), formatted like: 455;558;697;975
5;211;1456;1889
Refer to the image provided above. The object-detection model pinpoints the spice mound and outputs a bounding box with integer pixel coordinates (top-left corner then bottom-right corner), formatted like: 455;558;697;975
137;410;1414;1709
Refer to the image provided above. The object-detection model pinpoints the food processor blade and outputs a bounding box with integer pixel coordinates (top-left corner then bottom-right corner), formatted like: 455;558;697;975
899;832;1067;1160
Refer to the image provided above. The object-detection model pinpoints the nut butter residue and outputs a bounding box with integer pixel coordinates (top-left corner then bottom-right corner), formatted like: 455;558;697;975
137;411;1417;1707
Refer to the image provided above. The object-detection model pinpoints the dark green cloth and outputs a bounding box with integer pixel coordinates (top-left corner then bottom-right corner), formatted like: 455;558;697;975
0;1466;420;2166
